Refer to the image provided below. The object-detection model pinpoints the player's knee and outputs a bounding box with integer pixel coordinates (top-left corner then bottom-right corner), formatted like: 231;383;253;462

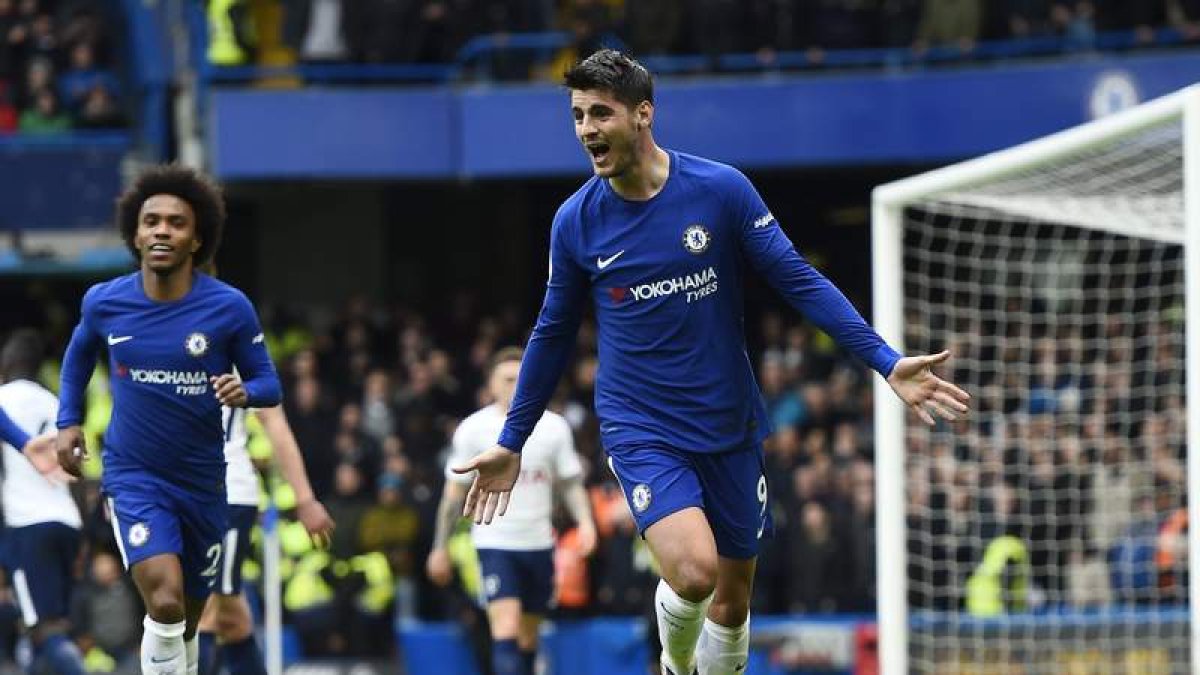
145;590;186;623
671;557;718;601
215;599;253;640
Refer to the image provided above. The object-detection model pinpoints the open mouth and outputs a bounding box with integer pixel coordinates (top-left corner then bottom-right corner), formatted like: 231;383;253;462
147;243;174;259
587;142;611;164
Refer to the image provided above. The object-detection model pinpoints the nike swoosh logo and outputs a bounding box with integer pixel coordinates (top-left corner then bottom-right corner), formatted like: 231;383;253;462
735;663;747;671
252;333;265;344
597;250;625;269
107;335;134;345
149;656;174;664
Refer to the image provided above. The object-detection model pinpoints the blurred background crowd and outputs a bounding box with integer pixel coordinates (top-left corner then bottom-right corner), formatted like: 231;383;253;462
0;0;122;134
224;0;1200;71
0;279;1187;666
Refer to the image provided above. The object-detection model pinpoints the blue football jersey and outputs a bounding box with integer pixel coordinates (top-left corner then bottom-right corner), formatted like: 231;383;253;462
57;271;281;492
500;150;900;454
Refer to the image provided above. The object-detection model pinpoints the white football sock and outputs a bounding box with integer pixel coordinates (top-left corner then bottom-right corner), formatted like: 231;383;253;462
141;616;186;675
696;616;750;675
656;579;711;675
185;634;198;675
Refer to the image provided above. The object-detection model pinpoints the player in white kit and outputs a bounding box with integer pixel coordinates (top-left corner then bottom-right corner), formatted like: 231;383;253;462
0;329;87;675
196;404;334;675
426;347;597;675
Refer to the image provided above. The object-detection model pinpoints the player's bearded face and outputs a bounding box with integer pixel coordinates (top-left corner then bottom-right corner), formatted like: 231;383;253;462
135;194;201;275
572;89;641;178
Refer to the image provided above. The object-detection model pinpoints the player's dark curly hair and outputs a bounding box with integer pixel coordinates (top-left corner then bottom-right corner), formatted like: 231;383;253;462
564;49;654;109
115;163;226;267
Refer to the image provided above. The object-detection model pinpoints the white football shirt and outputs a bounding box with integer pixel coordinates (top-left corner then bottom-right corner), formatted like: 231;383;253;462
0;380;81;529
447;406;582;550
222;406;260;507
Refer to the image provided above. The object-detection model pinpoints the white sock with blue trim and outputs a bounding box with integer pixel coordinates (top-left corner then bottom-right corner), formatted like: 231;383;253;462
656;579;711;674
141;616;186;675
695;616;750;675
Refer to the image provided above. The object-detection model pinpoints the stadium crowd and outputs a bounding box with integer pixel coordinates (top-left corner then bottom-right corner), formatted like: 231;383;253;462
0;0;123;134
217;0;1200;72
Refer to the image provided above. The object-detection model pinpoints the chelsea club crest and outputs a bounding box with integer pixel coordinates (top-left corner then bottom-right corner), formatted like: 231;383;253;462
632;484;652;513
185;332;209;357
129;522;150;547
682;224;711;255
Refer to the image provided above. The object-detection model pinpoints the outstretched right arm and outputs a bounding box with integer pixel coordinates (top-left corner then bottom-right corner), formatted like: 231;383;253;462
56;289;101;477
496;211;590;453
457;211;589;524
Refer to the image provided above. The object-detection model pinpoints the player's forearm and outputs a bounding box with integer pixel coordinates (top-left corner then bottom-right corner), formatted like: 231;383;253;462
258;406;316;505
432;483;467;550
560;477;594;530
240;373;282;409
765;251;901;376
0;408;29;449
56;324;98;428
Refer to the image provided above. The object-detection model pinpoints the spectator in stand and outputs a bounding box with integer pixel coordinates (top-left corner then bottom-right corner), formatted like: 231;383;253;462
623;0;683;56
70;551;141;673
285;374;339;500
914;0;983;54
1001;0;1051;38
17;54;49;110
18;10;56;66
18;87;68;132
799;0;879;54
57;41;118;115
74;84;124;128
788;501;848;613
879;0;922;46
686;0;741;65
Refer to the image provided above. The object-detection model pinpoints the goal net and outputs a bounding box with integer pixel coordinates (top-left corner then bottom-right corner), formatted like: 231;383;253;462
871;87;1200;675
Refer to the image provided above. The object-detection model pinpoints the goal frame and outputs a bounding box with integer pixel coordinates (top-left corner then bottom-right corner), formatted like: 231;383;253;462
870;84;1200;675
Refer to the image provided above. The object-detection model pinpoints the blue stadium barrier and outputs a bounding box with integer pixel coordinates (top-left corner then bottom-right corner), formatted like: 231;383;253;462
398;615;871;675
907;606;1190;670
208;50;1200;178
0;134;129;232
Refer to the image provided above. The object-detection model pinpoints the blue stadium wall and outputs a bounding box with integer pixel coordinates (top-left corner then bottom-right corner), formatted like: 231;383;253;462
208;50;1200;180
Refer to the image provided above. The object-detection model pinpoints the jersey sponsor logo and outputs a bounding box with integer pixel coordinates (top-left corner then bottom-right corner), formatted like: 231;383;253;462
610;266;719;306
682;224;711;254
752;212;775;229
107;334;134;346
631;483;652;513
123;367;210;396
128;522;150;547
597;250;625;269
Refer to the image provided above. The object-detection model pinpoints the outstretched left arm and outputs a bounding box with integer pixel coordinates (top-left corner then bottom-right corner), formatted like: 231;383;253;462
730;168;969;424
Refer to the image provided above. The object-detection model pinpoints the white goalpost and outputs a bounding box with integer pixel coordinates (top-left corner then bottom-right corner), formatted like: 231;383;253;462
872;84;1200;674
